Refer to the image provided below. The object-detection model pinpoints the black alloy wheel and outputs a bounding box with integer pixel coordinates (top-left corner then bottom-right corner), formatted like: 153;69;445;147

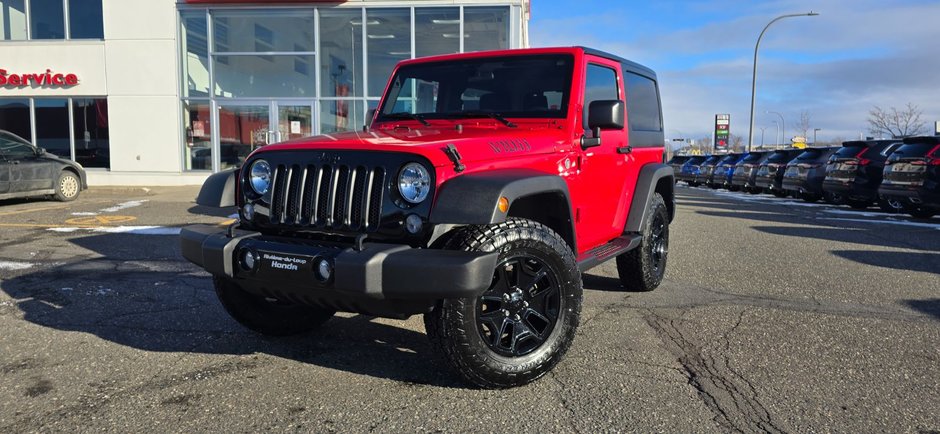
616;193;669;292
878;198;904;214
476;256;561;357
647;209;669;277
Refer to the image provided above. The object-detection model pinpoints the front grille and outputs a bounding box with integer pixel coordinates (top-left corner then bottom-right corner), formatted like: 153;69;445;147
269;164;386;232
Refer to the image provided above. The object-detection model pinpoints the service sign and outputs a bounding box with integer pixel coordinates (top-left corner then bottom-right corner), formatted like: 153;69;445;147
714;114;730;151
0;69;79;88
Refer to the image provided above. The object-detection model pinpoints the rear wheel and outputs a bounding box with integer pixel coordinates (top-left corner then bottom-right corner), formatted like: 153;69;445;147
878;198;904;213
424;219;582;389
213;276;335;336
54;170;81;202
616;193;669;292
907;206;937;220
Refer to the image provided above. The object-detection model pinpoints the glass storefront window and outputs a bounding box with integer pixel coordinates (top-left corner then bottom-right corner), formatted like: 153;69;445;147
218;104;268;170
33;99;70;158
0;0;27;40
0;99;32;141
29;0;65;39
464;7;510;53
72;98;109;168
415;8;459;58
212;10;314;53
181;11;210;98
365;8;409;97
68;0;103;39
320;100;363;134
320;9;363;98
183;101;213;171
213;55;316;98
277;104;313;141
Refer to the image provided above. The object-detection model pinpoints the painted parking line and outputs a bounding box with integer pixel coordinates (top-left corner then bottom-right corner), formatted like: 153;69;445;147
64;215;137;225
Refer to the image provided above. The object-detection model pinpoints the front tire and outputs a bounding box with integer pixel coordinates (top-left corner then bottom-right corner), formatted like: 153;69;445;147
878;198;904;214
616;193;669;292
54;170;81;202
213;276;335;336
424;219;582;389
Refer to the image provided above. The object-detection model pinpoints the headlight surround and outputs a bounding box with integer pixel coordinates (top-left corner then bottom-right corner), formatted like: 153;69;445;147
398;162;431;204
249;159;272;196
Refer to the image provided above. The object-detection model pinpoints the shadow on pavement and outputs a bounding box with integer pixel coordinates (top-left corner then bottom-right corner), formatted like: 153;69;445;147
187;205;237;218
0;232;462;388
904;299;940;321
830;250;940;275
582;273;624;292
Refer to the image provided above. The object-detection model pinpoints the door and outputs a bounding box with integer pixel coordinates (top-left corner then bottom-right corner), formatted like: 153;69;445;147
1;139;55;193
572;59;632;251
216;103;271;171
274;102;315;143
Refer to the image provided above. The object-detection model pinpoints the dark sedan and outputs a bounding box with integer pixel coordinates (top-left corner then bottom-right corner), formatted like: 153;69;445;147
781;147;840;202
0;130;87;202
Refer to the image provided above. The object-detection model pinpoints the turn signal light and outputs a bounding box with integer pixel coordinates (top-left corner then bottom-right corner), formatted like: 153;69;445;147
497;197;510;213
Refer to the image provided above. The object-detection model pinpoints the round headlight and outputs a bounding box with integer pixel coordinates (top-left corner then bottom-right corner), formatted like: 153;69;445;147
398;163;431;204
249;160;272;196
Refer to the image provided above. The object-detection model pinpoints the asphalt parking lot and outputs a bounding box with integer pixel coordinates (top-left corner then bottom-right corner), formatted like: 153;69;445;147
0;185;938;432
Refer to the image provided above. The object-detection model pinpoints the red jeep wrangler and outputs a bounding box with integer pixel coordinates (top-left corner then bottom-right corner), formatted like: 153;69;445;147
182;47;675;388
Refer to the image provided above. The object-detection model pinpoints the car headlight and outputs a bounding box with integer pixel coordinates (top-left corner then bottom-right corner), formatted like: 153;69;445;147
249;160;272;196
398;163;431;204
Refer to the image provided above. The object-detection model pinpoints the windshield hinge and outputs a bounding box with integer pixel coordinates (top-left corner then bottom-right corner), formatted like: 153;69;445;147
444;143;466;173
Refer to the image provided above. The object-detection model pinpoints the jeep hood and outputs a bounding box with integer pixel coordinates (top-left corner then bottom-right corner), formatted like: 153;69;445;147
255;126;570;168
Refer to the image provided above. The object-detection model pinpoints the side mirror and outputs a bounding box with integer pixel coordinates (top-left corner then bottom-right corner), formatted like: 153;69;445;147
581;100;625;150
588;100;625;130
36;147;46;156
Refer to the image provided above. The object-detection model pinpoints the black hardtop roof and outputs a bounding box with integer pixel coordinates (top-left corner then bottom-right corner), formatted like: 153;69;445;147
842;139;901;147
903;136;940;145
579;47;657;80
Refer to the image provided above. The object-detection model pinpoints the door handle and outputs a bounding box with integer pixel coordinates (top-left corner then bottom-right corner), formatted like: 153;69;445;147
617;146;633;154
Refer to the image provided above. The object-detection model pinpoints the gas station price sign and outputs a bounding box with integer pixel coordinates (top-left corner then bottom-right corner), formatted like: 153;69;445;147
714;114;730;151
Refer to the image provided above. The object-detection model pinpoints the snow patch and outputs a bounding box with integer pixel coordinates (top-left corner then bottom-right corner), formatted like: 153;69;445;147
0;261;35;271
48;226;181;235
817;217;940;230
71;212;99;216
100;200;148;213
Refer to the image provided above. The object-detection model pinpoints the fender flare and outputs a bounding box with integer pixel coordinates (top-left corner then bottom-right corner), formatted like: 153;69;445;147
624;163;675;233
196;168;237;208
430;169;576;247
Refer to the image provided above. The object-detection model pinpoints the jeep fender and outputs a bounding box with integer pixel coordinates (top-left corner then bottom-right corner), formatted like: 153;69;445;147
624;163;675;233
196;168;237;208
430;169;576;250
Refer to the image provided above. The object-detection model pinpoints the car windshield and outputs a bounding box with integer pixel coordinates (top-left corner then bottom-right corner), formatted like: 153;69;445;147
377;54;574;122
833;145;866;159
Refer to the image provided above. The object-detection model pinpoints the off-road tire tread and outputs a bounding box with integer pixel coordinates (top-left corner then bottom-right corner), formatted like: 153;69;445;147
615;193;668;292
424;218;582;389
213;275;335;336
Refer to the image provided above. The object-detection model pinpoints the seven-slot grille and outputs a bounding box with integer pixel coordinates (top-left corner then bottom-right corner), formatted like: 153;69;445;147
269;164;386;232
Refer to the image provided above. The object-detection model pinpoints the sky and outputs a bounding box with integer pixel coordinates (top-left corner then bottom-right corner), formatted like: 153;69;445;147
528;0;940;146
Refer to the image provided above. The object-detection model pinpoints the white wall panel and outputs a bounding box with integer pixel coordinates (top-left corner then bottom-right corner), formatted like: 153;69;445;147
106;96;181;173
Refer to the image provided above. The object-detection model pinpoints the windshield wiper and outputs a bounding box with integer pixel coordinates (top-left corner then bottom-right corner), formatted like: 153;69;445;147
383;112;431;127
453;111;517;128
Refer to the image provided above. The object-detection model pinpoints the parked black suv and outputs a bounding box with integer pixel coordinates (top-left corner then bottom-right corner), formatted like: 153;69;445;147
879;136;940;219
754;149;803;197
822;139;903;211
730;151;770;194
782;147;840;202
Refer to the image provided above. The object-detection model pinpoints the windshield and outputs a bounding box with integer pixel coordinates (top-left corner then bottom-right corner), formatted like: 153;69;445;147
377;54;574;122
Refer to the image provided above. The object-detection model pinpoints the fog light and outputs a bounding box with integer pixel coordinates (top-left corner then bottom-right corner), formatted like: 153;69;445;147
242;203;255;221
315;257;333;282
239;248;259;272
405;214;423;234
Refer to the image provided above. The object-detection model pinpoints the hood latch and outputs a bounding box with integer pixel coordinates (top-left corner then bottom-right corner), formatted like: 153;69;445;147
444;143;466;173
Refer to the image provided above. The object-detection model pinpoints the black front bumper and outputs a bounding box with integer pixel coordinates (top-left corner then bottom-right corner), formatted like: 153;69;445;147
180;224;499;317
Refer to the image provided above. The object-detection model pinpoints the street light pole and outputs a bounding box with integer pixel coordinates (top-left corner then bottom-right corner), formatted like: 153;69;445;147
747;11;819;152
772;120;780;146
813;128;821;144
759;127;766;147
767;110;785;146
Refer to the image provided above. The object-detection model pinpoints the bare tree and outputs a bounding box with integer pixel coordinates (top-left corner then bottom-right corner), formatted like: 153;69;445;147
697;136;712;153
796;110;812;140
867;103;927;138
730;134;745;153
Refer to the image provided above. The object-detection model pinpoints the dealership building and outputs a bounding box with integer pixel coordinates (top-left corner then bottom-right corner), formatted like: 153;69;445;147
0;0;530;185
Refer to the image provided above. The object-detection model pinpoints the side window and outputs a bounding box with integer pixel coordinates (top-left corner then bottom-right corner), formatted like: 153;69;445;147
624;72;662;132
0;137;36;159
583;64;619;129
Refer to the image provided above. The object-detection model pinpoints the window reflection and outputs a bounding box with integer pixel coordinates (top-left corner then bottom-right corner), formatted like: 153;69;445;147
29;0;65;39
366;8;410;97
321;100;363;134
218;104;268;170
183;101;213;171
211;10;314;53
415;8;459;58
34;99;70;158
213;55;316;98
464;7;510;53
68;0;103;39
0;0;27;40
72;98;109;168
320;9;363;98
0;99;31;141
181;11;209;98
